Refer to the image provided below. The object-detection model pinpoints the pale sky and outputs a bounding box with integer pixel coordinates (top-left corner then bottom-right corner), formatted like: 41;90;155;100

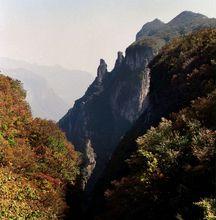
0;0;215;74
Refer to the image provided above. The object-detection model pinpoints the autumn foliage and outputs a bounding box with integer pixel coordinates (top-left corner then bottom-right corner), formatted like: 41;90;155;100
95;30;216;220
97;91;216;220
0;75;80;219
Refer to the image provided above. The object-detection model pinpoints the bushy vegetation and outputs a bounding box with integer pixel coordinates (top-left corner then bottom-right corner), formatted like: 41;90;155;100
149;28;216;100
97;89;216;220
94;29;216;220
0;75;80;219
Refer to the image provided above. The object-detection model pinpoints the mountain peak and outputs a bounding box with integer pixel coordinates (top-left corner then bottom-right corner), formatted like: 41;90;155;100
152;18;163;24
169;11;207;26
142;18;165;28
180;10;206;16
114;51;124;69
136;11;215;42
97;59;108;82
136;18;165;40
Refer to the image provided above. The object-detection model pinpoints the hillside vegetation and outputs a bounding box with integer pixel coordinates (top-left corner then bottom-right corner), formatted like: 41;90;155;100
0;75;80;219
98;91;216;219
94;29;216;220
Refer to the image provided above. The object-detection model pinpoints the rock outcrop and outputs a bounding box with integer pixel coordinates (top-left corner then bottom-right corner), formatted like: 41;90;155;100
59;45;155;190
96;59;108;83
114;51;124;69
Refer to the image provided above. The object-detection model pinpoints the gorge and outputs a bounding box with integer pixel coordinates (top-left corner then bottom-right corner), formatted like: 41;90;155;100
0;9;215;220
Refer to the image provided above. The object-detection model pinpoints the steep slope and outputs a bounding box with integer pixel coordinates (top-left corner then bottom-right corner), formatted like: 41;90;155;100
94;29;216;219
2;68;69;120
97;89;216;220
59;12;216;191
0;74;80;218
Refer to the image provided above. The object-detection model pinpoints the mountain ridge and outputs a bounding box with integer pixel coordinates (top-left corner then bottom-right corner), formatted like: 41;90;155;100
136;10;216;41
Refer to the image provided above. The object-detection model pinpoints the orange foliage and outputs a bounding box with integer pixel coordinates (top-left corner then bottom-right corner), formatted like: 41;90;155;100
0;74;80;219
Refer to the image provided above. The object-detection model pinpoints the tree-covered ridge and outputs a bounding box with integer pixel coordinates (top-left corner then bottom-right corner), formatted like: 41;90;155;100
133;12;216;66
103;29;216;184
148;28;216;105
93;29;216;220
98;87;216;220
0;75;80;219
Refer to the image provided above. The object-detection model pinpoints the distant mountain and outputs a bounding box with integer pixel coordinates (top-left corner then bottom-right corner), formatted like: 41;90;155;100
26;64;94;106
2;68;69;120
0;58;93;120
168;11;207;26
136;10;216;41
59;11;216;192
135;18;166;39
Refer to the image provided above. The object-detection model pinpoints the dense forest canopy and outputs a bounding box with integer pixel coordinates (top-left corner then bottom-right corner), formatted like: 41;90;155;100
0;75;80;219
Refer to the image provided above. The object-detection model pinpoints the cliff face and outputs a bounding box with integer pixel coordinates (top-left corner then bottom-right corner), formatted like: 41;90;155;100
59;11;216;191
59;42;158;190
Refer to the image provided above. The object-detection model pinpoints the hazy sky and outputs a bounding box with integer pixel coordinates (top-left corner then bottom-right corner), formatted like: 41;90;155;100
0;0;215;74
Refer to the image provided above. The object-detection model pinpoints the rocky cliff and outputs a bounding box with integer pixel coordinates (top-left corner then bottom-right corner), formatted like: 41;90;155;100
59;42;157;190
59;11;216;191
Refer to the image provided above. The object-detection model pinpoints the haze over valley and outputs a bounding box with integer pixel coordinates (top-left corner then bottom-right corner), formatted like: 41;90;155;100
0;57;93;120
0;1;216;219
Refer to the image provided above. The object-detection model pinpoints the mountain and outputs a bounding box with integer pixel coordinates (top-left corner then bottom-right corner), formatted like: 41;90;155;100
0;74;80;218
59;11;216;191
168;11;208;26
135;18;166;40
93;29;216;220
2;68;69;120
136;11;216;41
0;58;93;119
